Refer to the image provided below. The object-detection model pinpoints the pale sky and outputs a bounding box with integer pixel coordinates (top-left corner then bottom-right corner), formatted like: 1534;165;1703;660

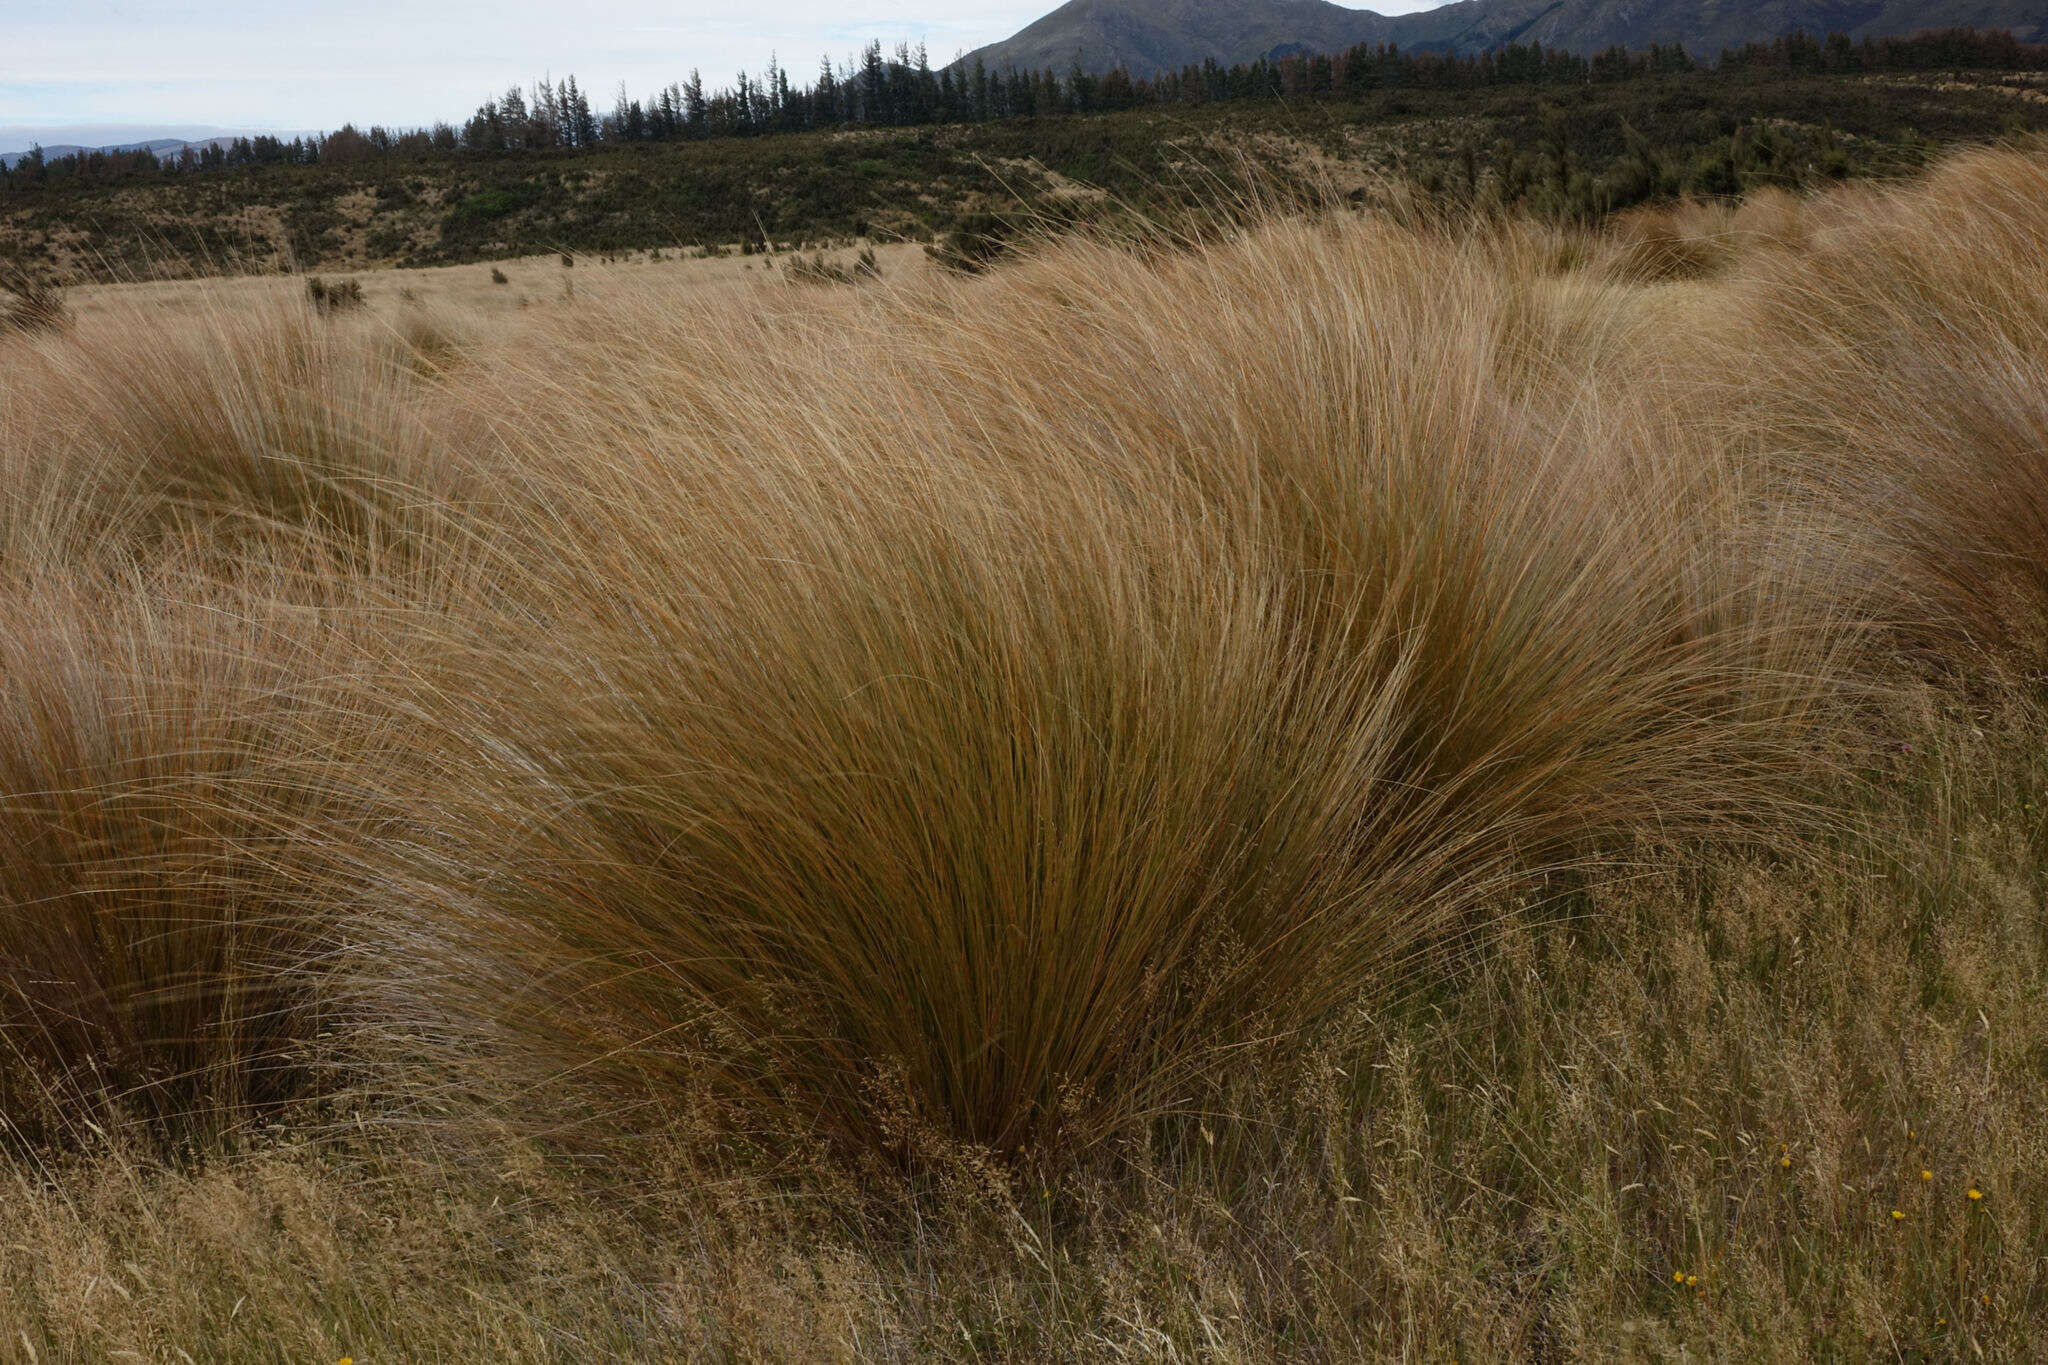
2;0;1457;145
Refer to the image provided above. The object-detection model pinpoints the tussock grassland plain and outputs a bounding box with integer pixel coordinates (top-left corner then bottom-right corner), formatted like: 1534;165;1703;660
51;240;932;325
0;146;2045;1359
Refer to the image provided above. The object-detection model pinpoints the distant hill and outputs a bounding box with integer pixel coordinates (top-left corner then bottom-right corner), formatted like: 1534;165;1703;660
956;0;1399;77
1390;0;2048;58
959;0;2048;74
2;136;258;170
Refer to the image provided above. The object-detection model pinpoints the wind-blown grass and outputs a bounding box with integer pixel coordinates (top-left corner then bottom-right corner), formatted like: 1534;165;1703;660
0;566;391;1146
356;211;1842;1162
1710;145;2048;669
0;293;464;575
1;143;2045;1357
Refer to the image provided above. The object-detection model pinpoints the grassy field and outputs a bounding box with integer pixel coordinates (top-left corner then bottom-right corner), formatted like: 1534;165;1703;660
1;144;2046;1359
52;240;931;327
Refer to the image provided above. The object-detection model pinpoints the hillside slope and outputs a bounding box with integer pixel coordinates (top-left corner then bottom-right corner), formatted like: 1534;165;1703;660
956;0;1396;75
1405;0;2048;57
8;63;2045;283
961;0;2048;73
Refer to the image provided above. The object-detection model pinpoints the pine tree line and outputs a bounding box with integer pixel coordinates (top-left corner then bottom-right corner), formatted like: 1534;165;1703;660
4;26;2042;189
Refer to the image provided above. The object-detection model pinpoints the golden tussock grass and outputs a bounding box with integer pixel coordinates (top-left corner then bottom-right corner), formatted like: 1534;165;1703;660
355;208;1842;1163
0;295;474;583
0;565;400;1149
0;144;2044;1357
1713;148;2048;670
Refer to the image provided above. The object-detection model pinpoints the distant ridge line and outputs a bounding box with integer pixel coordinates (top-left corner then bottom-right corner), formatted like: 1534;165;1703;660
958;0;2048;77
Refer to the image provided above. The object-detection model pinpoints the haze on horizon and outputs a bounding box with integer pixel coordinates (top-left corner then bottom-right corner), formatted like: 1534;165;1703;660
3;0;1461;146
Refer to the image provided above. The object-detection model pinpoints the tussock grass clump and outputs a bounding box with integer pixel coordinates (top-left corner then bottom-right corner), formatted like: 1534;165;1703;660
6;698;2042;1359
2;298;456;572
0;570;388;1147
367;211;1842;1164
1597;200;1737;283
0;268;69;334
1589;189;1811;286
381;304;470;379
1716;144;2048;669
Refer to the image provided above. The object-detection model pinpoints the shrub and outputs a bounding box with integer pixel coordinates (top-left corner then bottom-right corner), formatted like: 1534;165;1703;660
450;187;518;220
0;269;69;334
306;275;364;314
784;247;880;286
926;213;1014;273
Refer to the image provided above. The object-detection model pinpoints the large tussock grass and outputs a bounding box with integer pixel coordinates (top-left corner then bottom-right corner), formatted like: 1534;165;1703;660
0;567;394;1145
1;295;465;574
1709;146;2048;667
1;143;2046;1354
366;212;1837;1160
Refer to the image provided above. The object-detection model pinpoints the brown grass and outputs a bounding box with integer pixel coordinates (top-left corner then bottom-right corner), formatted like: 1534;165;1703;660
0;565;397;1147
1710;145;2048;669
0;144;2045;1356
0;267;69;335
351;210;1842;1165
1;294;469;578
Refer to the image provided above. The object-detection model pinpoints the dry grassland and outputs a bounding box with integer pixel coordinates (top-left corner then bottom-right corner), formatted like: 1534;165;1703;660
0;147;2045;1360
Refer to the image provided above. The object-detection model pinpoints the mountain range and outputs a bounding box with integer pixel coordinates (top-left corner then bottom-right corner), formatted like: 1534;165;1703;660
0;133;281;170
960;0;2048;75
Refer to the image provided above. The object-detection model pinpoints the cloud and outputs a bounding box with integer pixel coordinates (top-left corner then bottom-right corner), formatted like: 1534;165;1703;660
1;1;1042;127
